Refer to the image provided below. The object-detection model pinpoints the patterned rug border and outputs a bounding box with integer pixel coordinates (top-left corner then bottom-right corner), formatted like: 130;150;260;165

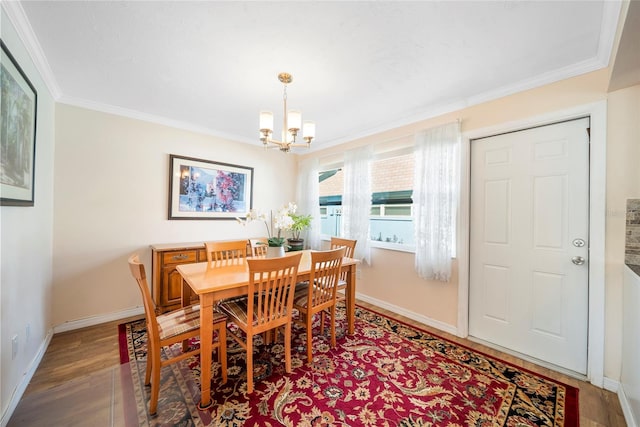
358;306;580;402
118;303;580;426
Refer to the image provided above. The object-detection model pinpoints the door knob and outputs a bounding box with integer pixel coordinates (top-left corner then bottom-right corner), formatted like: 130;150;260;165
571;256;586;265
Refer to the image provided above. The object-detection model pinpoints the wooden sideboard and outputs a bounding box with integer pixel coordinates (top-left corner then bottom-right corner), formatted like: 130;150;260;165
150;242;207;313
150;240;254;313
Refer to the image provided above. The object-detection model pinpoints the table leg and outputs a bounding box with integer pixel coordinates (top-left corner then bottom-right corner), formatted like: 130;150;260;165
181;278;191;353
198;293;214;409
346;264;356;335
181;278;191;308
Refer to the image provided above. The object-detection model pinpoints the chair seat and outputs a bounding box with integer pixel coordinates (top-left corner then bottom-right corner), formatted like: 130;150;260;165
219;296;293;327
295;280;309;291
157;304;226;341
294;279;338;309
218;298;250;325
293;287;311;309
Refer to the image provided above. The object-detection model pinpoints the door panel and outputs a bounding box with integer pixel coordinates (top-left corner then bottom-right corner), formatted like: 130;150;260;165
469;117;589;374
483;264;510;322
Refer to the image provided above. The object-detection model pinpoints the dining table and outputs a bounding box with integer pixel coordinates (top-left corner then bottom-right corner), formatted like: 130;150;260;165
176;249;360;409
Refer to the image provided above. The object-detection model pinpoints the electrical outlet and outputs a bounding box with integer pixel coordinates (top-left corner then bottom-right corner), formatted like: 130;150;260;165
356;268;362;279
12;335;18;360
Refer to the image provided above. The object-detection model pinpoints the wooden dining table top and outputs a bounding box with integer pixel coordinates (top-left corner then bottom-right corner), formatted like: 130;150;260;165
176;249;360;296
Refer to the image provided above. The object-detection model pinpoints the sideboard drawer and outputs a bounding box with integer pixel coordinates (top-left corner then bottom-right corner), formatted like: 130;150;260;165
162;250;198;265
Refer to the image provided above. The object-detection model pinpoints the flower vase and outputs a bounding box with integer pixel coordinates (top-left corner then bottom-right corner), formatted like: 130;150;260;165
266;246;285;258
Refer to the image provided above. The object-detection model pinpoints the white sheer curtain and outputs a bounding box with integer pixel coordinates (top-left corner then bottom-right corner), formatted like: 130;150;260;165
296;157;321;250
342;145;373;264
413;122;460;282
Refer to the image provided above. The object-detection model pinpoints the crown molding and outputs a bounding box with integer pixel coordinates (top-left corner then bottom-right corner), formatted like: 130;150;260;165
2;1;61;99
598;1;623;68
58;95;256;146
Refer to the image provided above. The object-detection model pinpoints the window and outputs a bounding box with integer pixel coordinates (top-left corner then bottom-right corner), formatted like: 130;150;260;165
319;152;415;248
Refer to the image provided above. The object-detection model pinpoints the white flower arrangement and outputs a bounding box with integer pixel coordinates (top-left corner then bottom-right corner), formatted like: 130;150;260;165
237;202;297;247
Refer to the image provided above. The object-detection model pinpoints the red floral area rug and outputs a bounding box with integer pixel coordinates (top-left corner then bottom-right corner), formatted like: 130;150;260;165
119;304;578;426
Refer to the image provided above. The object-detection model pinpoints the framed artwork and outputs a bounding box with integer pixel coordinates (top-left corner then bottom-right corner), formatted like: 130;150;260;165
1;40;38;206
168;154;253;220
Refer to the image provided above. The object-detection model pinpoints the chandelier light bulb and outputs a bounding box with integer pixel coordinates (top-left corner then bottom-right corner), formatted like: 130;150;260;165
259;111;274;132
287;110;302;132
303;121;316;139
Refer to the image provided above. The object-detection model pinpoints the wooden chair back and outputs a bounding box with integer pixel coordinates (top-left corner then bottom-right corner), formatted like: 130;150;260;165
205;239;248;263
307;247;345;309
249;237;269;256
330;236;357;258
128;254;160;343
246;252;302;334
330;237;357;288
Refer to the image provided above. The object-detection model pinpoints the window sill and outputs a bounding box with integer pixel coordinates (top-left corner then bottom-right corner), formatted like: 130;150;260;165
369;240;415;253
320;235;416;254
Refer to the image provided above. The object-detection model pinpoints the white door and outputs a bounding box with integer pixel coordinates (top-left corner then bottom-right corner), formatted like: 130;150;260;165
469;117;590;374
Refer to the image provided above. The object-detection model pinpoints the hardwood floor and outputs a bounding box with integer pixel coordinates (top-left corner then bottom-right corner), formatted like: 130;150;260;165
8;303;627;426
7;315;143;427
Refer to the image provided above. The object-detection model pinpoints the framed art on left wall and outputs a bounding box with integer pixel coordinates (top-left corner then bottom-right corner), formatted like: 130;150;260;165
168;154;254;220
0;40;38;206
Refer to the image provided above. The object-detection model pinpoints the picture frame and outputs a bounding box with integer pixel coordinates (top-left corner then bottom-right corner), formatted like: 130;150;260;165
1;40;38;206
168;154;253;220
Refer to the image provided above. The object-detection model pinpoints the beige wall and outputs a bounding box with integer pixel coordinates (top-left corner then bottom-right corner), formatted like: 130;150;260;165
1;9;56;422
310;78;640;383
605;84;640;380
52;105;298;326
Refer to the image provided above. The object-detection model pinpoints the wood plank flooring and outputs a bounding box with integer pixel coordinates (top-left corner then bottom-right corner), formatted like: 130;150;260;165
7;303;627;426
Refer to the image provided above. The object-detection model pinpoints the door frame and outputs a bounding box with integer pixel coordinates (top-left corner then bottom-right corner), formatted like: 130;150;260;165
457;100;606;387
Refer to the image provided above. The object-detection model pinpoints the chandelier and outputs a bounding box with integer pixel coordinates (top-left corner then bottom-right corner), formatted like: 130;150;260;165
259;72;315;153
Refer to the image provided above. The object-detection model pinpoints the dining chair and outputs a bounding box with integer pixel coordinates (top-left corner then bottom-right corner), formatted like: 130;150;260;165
217;252;302;393
205;239;248;263
249;237;269;256
127;254;228;415
330;236;357;302
293;247;345;363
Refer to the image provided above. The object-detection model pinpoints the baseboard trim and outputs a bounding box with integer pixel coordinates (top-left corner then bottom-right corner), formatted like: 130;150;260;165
618;383;639;427
603;376;619;393
53;306;145;334
1;328;53;427
356;292;458;336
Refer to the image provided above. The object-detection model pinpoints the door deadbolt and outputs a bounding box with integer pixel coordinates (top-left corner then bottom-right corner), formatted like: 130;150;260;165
572;239;586;247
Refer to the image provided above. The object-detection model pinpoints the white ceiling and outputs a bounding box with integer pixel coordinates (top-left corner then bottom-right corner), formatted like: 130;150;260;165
8;1;622;151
